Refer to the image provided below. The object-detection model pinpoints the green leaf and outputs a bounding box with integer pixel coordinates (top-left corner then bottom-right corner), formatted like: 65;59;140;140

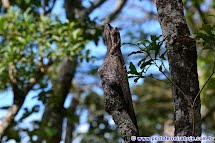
160;51;167;60
195;24;215;51
45;127;58;137
129;62;139;75
159;65;163;71
137;58;146;66
150;35;160;41
134;77;140;83
128;50;143;56
136;40;149;46
149;74;154;78
85;49;91;62
140;60;152;69
73;29;83;39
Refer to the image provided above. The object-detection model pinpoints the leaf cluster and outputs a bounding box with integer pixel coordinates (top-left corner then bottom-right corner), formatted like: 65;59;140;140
125;35;167;82
195;22;215;51
0;7;97;91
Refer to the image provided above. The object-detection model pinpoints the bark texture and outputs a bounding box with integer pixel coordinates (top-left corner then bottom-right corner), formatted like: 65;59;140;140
0;61;49;140
38;58;77;143
65;88;80;143
98;24;138;143
37;1;81;142
40;0;128;141
156;0;201;140
0;100;23;139
0;0;128;141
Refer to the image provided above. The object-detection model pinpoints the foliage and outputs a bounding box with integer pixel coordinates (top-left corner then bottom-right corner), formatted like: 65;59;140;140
182;0;215;135
127;12;215;136
194;20;215;134
9;0;41;12
80;115;120;143
0;0;215;142
78;89;120;143
0;6;101;142
133;78;172;136
0;7;96;91
125;35;167;83
195;23;215;51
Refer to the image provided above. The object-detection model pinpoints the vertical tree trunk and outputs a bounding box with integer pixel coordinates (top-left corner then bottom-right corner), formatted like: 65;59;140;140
156;0;201;140
38;58;77;143
64;1;82;142
98;24;139;143
39;1;128;142
38;1;82;142
65;90;80;143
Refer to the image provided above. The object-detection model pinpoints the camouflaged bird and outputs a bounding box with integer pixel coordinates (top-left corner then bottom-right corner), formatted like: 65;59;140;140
98;24;138;142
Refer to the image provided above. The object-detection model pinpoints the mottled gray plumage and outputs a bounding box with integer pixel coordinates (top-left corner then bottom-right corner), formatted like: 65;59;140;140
98;24;138;142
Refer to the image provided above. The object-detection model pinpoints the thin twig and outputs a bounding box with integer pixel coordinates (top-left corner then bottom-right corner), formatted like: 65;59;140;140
148;54;192;107
145;75;170;83
84;0;106;16
104;0;127;23
45;0;57;15
192;59;215;107
161;59;170;75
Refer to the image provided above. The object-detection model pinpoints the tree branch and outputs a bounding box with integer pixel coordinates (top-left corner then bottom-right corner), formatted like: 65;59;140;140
104;0;127;23
0;104;20;139
1;0;10;8
45;0;57;15
193;1;207;24
149;55;193;107
84;0;106;16
0;63;23;139
156;0;201;138
65;85;82;143
193;60;215;107
0;60;51;139
37;58;77;143
25;59;53;93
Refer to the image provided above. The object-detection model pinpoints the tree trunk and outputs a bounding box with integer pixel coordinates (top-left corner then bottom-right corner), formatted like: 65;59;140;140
38;58;77;143
65;90;80;143
39;0;128;142
0;93;24;139
98;24;139;143
38;0;82;142
0;62;46;140
156;0;201;140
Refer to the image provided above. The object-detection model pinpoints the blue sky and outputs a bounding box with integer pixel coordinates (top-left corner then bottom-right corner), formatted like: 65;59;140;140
0;1;164;142
0;0;213;143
